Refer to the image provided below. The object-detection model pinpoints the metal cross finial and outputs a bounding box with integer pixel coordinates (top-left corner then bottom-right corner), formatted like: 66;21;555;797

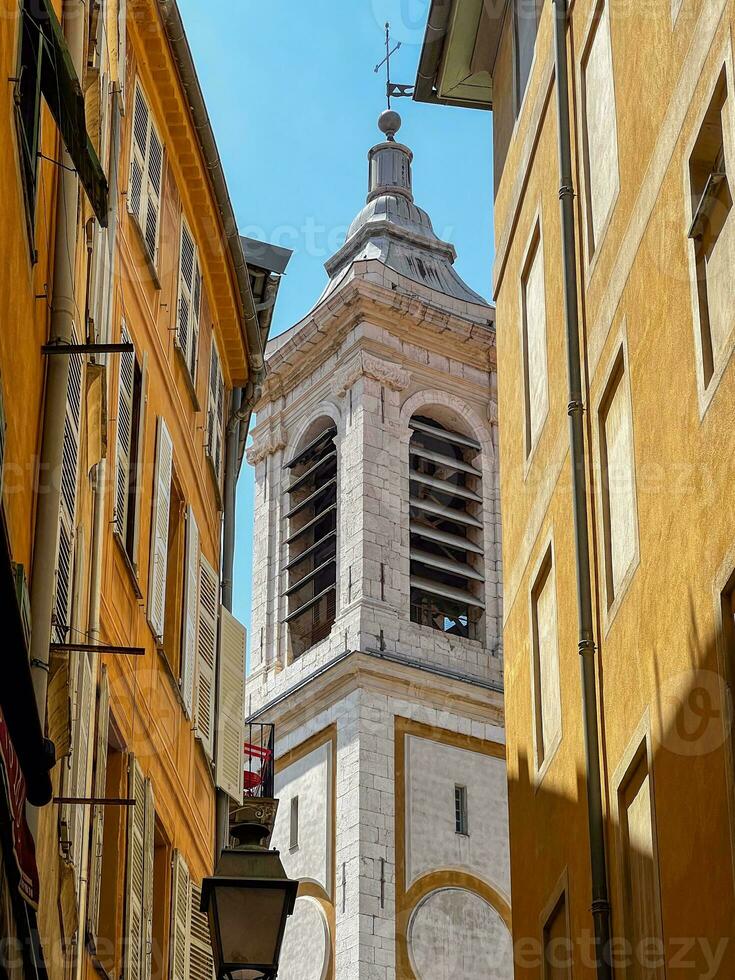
374;22;401;109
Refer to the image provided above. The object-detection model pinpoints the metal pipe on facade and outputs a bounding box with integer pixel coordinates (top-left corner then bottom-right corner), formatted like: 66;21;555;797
29;0;85;726
552;1;612;974
74;86;122;980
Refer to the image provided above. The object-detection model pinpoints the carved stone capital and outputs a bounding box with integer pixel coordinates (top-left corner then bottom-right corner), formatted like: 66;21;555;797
333;351;410;397
246;425;288;466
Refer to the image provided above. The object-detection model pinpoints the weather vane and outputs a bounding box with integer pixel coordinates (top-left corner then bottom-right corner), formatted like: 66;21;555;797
374;22;414;109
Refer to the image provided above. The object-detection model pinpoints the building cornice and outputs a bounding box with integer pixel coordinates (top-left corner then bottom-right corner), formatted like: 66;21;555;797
333;350;411;397
260;275;495;405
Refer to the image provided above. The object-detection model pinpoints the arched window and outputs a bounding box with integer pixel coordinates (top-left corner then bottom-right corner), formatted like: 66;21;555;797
283;420;338;658
409;414;485;639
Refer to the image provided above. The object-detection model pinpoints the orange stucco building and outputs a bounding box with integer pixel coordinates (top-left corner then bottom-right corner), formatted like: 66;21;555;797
0;2;286;978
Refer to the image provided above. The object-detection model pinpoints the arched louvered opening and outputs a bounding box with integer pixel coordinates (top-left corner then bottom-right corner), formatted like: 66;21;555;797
409;414;485;640
284;420;338;659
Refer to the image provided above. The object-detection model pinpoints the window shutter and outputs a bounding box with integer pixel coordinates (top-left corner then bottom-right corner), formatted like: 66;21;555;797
181;507;199;718
147;417;173;642
124;757;146;980
144;123;163;265
141;779;155;980
169;851;190;980
54;338;83;642
130;352;149;565
70;653;93;897
116;322;135;538
87;665;110;947
216;607;246;803
129;84;148;225
190;257;201;381
206;341;224;483
195;556;218;759
189;881;215;980
176;222;195;357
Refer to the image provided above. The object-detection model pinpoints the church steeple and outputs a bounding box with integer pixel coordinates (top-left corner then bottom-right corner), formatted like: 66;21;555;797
318;113;489;307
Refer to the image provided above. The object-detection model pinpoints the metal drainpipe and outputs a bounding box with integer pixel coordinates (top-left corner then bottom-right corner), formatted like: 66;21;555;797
215;385;245;855
552;0;612;974
29;0;85;737
74;85;122;980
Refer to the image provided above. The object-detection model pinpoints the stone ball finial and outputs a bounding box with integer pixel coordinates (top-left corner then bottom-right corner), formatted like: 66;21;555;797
378;109;402;142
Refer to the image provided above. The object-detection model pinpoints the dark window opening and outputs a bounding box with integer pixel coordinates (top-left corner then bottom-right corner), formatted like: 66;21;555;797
16;7;44;230
284;423;338;659
162;473;185;675
409;416;485;640
290;796;299;851
454;784;469;836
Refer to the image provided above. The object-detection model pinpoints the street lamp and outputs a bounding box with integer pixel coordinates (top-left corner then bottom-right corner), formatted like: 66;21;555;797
201;801;298;980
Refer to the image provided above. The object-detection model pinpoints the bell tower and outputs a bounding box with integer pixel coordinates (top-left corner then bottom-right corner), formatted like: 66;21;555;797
245;113;512;980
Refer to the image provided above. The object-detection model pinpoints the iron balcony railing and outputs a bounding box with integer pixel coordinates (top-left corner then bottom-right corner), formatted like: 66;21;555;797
243;722;275;799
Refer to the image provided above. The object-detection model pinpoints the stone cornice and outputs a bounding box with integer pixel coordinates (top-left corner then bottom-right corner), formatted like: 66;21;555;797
333;351;411;397
261;275;496;404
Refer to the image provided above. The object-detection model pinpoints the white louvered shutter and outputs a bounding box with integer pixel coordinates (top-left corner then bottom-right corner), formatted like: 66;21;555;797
206;341;224;484
144;123;163;265
190;257;201;381
124;758;146;980
181;507;199;718
169;851;190;980
118;0;127;109
195;556;218;759
216;608;246;803
189;882;215;980
176;222;195;360
141;779;155;980
147;417;173;642
87;666;110;946
68;651;93;901
54;337;83;643
129;84;148;226
116;322;135;538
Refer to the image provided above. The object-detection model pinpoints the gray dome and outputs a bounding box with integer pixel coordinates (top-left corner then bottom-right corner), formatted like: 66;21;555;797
347;193;438;243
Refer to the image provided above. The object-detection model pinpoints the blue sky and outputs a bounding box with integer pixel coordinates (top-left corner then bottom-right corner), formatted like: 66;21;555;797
177;0;495;642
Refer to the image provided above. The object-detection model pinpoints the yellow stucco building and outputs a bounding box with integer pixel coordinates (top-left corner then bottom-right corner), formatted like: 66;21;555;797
416;0;735;975
0;2;286;978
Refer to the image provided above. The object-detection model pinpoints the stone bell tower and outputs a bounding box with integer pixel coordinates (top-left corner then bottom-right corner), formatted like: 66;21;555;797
245;112;513;980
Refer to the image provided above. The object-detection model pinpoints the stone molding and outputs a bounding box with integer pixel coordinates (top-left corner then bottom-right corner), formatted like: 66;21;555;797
245;424;288;465
333;351;411;397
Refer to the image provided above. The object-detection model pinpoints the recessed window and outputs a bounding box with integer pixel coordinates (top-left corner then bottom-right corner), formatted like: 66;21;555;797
289;796;299;850
284;421;338;659
543;891;571;980
581;1;620;257
408;414;485;640
531;547;562;769
513;0;542;114
206;339;225;486
688;68;734;387
598;350;637;607
162;472;186;675
521;223;548;457
454;785;469;836
16;4;44;227
618;748;664;974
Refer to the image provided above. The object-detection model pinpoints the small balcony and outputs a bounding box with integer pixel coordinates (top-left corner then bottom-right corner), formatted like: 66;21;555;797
243;722;275;800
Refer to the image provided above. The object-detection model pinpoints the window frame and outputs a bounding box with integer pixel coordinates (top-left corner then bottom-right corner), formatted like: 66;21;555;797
174;214;202;391
685;64;735;398
519;215;549;466
114;322;146;576
529;538;562;779
289;795;299;851
127;79;164;272
454;784;469;836
593;332;640;630
512;0;542;120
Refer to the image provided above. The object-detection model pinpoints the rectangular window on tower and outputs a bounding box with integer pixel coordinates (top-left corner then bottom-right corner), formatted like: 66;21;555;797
521;221;548;458
290;796;299;851
531;545;562;771
543;891;572;980
688;68;734;388
513;0;542;115
454;785;469;836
